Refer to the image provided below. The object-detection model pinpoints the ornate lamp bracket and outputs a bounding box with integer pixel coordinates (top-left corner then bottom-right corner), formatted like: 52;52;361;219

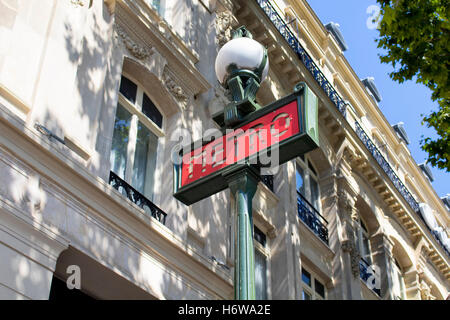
213;26;268;128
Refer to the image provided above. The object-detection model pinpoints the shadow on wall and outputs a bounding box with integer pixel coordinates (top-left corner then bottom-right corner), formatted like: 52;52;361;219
61;2;119;176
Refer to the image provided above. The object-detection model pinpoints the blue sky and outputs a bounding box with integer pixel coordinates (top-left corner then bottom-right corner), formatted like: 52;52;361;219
305;0;449;199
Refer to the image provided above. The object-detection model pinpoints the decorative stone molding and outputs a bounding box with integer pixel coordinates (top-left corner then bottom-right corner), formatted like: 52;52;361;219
419;280;436;300
70;0;93;8
337;190;358;221
115;25;153;61
158;21;175;43
216;10;235;47
162;67;189;107
340;219;361;278
342;239;361;278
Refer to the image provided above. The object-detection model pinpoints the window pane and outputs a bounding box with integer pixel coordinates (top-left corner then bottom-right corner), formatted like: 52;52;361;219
296;164;305;196
362;234;371;264
301;269;311;287
314;279;325;298
144;0;160;12
254;250;267;300
308;161;317;176
310;177;320;210
131;121;158;200
254;226;266;247
142;93;163;128
302;290;311;300
119;76;137;104
110;104;132;180
152;0;160;12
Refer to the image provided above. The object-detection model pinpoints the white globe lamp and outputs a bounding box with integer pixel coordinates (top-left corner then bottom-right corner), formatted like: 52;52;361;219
213;26;269;127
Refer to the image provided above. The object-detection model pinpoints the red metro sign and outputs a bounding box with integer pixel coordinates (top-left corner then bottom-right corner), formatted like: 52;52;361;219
174;86;319;205
181;100;299;187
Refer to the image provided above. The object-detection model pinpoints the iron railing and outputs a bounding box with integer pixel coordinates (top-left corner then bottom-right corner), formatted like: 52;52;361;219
359;258;381;296
355;122;419;212
297;191;329;244
256;0;347;117
255;0;449;258
109;171;167;224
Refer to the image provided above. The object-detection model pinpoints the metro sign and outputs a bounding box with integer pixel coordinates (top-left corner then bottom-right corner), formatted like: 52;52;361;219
174;85;319;205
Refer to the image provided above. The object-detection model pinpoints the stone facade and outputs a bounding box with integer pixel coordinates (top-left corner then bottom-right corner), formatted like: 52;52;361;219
0;0;448;300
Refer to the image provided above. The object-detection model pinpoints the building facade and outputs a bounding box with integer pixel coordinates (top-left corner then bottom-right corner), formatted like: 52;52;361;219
0;0;448;300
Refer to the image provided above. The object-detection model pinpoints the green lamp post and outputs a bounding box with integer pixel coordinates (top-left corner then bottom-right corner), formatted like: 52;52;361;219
213;26;269;300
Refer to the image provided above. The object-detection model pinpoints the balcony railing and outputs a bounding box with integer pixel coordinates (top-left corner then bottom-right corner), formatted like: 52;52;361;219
297;191;329;244
261;175;274;192
256;0;347;117
359;258;381;296
109;171;167;224
255;0;449;258
355;122;420;212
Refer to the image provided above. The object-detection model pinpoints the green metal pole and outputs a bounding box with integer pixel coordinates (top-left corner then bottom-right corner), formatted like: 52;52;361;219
225;165;259;300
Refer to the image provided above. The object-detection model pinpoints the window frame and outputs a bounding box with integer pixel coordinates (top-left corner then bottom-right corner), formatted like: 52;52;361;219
119;73;165;137
296;156;322;212
357;217;372;265
110;74;165;201
301;266;326;300
253;225;271;300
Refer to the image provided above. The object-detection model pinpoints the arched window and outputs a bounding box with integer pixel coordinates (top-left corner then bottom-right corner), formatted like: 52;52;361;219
392;258;406;300
357;218;372;265
110;75;163;202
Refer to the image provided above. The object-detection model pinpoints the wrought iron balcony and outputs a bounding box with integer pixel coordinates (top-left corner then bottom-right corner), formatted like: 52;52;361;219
261;175;274;192
359;258;381;297
355;122;420;212
256;0;347;117
109;171;167;224
297;191;329;244
255;0;450;258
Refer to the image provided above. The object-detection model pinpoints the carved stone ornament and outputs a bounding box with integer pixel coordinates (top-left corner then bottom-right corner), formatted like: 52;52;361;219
419;280;436;300
70;0;93;8
338;190;358;221
342;239;361;278
216;10;234;47
115;25;152;60
162;67;188;106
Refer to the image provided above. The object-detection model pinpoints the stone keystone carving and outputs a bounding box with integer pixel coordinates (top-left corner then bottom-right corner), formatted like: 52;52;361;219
162;67;188;107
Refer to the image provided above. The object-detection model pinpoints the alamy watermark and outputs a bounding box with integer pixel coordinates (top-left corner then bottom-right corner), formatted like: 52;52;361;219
170;124;284;176
366;5;381;30
363;264;381;291
66;265;81;290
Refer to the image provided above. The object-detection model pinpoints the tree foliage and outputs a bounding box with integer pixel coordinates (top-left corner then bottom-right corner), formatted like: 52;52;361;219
375;0;450;171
